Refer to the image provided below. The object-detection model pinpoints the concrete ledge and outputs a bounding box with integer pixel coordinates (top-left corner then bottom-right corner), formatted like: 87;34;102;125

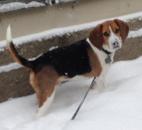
0;68;33;102
115;37;142;61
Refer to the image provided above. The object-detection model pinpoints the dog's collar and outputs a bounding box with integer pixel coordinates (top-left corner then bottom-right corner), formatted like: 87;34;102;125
101;48;112;55
101;48;112;64
86;38;112;64
101;48;113;64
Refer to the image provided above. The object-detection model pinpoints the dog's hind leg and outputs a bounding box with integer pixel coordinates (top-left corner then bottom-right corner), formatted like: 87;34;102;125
29;67;59;117
36;88;56;117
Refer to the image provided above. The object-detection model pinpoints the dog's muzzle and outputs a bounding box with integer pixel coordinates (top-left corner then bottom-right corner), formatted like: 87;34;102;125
112;41;120;49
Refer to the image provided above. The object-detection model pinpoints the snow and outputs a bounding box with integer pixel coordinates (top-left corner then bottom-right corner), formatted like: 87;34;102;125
0;0;76;13
48;46;59;51
129;28;142;38
0;56;142;130
0;63;21;73
0;2;45;12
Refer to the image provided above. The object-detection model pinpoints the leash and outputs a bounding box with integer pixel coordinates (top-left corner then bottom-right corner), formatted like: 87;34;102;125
70;39;109;120
71;77;96;120
61;77;96;130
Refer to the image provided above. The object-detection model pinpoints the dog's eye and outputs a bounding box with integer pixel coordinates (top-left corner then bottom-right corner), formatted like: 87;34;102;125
103;32;110;37
115;28;120;33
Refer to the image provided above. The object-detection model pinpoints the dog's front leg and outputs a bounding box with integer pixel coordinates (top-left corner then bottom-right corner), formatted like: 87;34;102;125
94;65;110;91
95;76;105;91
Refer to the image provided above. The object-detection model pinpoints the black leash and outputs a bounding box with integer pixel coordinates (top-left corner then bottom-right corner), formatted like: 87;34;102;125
71;77;96;120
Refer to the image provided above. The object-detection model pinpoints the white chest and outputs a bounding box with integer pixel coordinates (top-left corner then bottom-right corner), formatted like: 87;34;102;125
95;48;111;72
86;38;114;74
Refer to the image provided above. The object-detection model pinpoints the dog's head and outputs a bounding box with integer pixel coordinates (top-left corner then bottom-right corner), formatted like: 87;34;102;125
89;19;129;52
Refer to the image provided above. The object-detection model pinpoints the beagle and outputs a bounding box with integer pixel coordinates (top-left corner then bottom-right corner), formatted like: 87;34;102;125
6;19;129;116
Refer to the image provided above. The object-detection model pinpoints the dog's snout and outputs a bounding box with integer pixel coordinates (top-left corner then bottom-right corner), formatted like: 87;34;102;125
113;41;118;46
112;41;119;48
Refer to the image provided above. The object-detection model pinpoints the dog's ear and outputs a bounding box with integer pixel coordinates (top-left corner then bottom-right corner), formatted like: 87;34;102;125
89;24;104;49
114;19;129;42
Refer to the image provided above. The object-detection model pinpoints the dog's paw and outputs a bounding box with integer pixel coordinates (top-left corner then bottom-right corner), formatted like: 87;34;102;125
94;81;106;91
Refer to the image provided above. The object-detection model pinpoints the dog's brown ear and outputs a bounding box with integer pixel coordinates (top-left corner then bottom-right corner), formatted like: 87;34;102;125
89;24;103;49
114;19;129;42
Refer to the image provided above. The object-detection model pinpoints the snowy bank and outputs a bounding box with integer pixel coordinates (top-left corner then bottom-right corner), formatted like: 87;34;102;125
0;57;142;130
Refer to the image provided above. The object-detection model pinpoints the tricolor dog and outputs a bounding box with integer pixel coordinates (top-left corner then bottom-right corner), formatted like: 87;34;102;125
6;19;129;116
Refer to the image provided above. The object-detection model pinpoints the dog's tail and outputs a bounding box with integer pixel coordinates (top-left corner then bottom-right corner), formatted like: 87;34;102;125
6;25;33;69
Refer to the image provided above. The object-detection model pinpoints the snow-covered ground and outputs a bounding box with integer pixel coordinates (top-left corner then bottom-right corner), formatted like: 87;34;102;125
0;56;142;130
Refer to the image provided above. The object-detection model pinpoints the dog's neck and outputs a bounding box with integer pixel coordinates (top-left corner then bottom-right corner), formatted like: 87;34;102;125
86;38;114;64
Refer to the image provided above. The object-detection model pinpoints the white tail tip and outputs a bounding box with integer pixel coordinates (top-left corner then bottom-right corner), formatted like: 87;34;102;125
6;24;12;45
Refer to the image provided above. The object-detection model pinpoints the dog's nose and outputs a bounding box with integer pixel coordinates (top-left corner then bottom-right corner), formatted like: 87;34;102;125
112;41;119;48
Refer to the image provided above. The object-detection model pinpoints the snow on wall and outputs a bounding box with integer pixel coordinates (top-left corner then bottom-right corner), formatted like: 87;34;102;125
129;28;142;38
0;11;142;73
0;63;22;73
0;0;76;13
0;1;45;12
